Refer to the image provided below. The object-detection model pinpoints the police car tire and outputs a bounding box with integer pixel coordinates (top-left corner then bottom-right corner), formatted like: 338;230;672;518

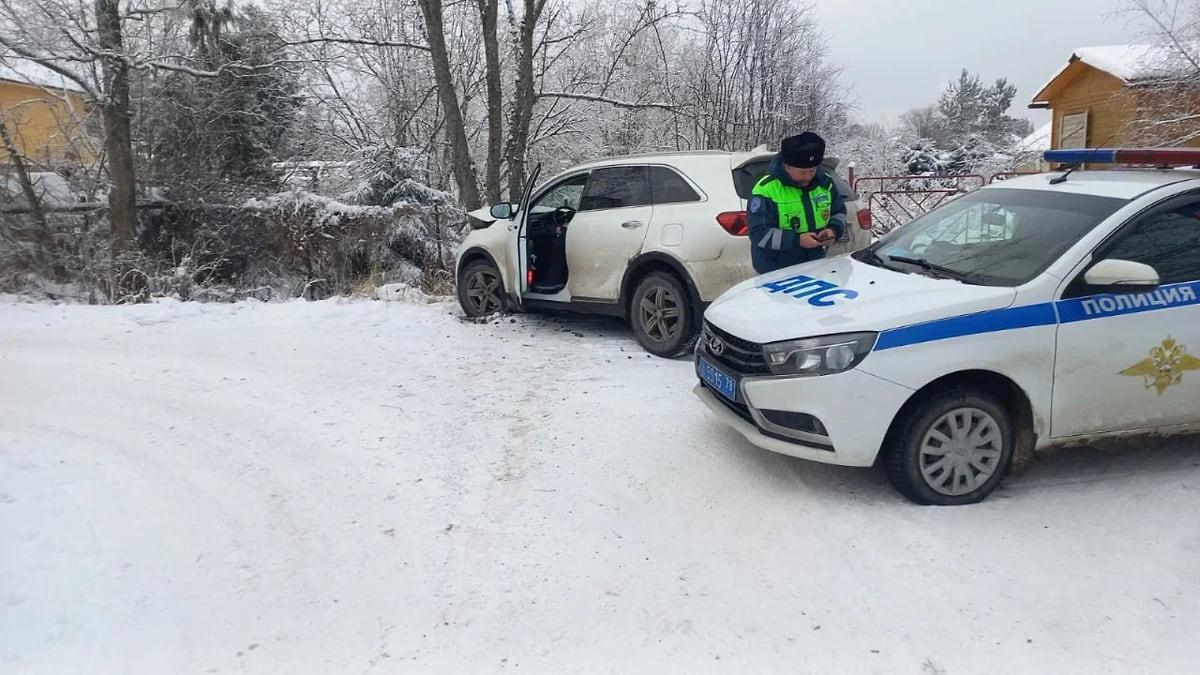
630;271;696;358
882;387;1015;506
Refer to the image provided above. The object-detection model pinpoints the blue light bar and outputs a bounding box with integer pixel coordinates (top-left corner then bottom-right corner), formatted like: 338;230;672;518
1043;149;1117;163
1043;148;1200;165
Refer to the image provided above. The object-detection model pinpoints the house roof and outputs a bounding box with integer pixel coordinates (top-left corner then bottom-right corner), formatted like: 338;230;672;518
1014;121;1052;154
0;56;86;93
1029;43;1193;108
1072;44;1177;82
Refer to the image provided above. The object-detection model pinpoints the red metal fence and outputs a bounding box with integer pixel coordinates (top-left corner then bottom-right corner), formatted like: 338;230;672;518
854;174;986;235
853;171;1044;234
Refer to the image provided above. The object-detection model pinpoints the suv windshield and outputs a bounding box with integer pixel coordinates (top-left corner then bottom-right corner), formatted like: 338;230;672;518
856;188;1126;286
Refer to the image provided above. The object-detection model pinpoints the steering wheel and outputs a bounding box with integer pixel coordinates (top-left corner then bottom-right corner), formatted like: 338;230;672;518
553;206;576;227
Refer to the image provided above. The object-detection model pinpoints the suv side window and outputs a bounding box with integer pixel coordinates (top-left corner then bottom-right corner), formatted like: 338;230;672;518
1097;196;1200;286
530;173;588;215
648;166;701;204
580;166;651;211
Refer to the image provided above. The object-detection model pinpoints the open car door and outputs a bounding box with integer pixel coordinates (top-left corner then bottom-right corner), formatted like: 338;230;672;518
505;163;542;297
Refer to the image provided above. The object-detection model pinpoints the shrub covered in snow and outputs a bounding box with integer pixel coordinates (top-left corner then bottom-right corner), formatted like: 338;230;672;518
1;188;465;303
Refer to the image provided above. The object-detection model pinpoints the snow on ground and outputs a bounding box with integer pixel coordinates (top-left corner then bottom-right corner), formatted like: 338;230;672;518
2;297;1199;673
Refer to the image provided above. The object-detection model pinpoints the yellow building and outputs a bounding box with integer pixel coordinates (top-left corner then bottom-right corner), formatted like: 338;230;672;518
1029;44;1200;157
0;57;95;167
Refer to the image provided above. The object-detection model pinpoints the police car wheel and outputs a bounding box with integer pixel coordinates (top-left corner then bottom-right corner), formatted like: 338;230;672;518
883;388;1015;506
630;271;696;358
457;260;507;317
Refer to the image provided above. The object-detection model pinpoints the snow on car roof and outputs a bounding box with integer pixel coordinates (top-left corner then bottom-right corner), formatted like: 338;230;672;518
985;168;1200;200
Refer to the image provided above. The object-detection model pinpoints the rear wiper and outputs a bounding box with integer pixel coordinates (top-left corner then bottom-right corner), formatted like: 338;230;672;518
885;255;975;282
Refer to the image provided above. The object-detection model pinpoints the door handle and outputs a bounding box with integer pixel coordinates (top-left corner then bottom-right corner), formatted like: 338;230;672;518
621;220;645;229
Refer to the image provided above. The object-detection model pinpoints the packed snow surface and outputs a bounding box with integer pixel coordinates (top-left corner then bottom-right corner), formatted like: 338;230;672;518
2;297;1198;673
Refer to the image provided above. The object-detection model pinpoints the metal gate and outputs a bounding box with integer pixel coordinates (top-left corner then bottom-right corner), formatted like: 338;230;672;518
854;174;986;235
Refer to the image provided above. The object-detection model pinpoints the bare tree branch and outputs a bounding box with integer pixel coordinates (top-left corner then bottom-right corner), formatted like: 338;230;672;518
539;90;680;112
280;36;429;51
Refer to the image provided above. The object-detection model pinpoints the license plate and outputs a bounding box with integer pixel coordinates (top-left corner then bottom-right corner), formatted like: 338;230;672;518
699;357;738;402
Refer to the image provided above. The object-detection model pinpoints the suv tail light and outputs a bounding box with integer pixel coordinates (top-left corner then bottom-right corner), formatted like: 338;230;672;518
716;211;748;236
856;208;872;229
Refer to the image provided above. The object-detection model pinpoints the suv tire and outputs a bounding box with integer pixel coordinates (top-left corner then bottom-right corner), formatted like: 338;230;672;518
630;271;697;358
457;259;508;317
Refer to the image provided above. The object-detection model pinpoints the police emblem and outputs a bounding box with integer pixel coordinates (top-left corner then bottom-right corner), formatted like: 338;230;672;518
1119;336;1200;395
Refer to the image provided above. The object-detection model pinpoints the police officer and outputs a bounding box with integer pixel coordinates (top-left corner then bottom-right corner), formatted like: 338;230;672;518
747;132;847;275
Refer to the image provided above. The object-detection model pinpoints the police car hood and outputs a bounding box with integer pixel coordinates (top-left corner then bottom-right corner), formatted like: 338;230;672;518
704;255;1017;345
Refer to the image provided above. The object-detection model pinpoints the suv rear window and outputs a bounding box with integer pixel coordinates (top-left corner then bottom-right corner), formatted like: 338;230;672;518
648;166;701;204
733;159;771;199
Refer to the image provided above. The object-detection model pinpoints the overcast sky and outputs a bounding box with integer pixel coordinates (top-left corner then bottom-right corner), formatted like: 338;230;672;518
813;0;1145;131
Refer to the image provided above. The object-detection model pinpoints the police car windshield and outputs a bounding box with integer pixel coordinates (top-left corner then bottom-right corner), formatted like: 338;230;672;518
858;188;1126;286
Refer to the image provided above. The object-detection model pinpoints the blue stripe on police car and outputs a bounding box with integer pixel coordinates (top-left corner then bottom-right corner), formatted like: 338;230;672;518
874;280;1200;351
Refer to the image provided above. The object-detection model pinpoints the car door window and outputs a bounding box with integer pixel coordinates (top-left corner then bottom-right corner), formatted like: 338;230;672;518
579;166;651;211
648;166;701;204
530;173;588;215
1099;198;1200;285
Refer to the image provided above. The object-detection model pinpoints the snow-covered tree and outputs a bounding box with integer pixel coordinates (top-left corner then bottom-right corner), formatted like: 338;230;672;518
1119;0;1200;146
144;5;300;197
901;138;947;175
829;122;905;178
937;69;1030;146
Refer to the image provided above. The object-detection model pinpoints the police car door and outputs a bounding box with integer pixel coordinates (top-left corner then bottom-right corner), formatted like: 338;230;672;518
1052;193;1200;438
565;166;653;301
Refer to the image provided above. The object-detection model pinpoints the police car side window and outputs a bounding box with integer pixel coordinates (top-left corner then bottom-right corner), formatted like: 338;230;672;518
579;166;651;211
1101;197;1200;285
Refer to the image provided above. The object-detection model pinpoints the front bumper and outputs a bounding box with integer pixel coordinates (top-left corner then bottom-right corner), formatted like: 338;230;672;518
694;350;913;468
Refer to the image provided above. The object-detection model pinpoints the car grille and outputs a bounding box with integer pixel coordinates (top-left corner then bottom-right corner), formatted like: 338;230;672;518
700;321;769;375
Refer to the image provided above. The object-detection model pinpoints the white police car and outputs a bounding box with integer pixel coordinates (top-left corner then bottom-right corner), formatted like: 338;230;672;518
694;148;1200;505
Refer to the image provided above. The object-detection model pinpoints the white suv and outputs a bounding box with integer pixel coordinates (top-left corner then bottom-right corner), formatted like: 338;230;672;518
455;151;871;356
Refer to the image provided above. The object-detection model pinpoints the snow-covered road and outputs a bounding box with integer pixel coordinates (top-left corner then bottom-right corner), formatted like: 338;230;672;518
2;298;1198;673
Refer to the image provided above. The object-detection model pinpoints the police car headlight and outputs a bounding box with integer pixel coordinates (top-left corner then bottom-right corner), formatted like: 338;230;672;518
762;332;877;376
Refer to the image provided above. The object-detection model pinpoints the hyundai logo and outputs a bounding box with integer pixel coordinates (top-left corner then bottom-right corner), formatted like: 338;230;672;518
708;336;725;356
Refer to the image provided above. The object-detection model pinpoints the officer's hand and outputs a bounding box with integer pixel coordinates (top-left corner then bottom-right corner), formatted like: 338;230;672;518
799;232;823;249
817;229;836;243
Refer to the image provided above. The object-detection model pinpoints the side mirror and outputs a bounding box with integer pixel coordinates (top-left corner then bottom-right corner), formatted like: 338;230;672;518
489;202;514;220
1084;258;1160;293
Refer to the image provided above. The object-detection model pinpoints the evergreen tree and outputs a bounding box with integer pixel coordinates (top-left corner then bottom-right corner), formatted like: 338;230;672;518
901;138;946;175
938;70;986;141
145;5;299;194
